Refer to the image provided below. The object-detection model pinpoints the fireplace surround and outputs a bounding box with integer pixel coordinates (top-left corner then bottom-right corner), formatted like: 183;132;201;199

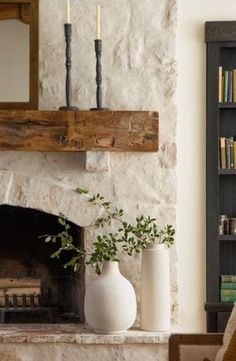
0;0;178;357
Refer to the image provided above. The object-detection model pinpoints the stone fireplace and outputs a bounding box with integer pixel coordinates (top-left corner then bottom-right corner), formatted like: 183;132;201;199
0;0;178;359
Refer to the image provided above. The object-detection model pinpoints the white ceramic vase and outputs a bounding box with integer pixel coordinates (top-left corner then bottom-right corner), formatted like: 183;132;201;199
84;261;137;334
141;244;171;331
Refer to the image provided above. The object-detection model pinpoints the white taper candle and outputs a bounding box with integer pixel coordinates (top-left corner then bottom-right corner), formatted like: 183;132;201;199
96;5;101;39
66;0;71;23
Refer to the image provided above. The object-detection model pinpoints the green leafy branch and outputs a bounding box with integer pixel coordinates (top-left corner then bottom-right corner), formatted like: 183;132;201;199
39;212;87;272
41;189;175;274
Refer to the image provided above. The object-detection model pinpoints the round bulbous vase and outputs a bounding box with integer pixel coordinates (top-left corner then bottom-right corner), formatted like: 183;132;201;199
84;261;137;334
141;244;171;331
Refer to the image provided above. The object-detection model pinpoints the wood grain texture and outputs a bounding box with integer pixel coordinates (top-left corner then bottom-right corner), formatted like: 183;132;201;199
0;4;30;24
205;21;236;42
169;334;223;361
0;278;41;288
0;110;159;152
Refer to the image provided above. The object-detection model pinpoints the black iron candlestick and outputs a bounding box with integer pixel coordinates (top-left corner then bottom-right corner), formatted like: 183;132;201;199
59;23;79;111
91;39;109;111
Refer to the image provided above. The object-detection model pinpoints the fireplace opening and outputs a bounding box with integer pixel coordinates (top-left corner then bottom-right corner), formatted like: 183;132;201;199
0;205;85;324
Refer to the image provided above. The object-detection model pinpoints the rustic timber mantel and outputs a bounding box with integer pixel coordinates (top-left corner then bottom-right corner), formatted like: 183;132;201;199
0;110;159;152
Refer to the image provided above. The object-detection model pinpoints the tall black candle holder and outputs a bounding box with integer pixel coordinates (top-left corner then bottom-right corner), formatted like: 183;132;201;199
59;23;79;111
91;39;109;111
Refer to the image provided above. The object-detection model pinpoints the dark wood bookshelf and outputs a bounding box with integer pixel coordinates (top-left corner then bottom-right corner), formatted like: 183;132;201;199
206;21;236;333
218;169;236;175
219;103;236;108
219;235;236;241
205;302;234;313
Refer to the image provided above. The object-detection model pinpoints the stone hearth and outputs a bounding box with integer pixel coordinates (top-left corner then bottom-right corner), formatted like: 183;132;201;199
0;324;171;361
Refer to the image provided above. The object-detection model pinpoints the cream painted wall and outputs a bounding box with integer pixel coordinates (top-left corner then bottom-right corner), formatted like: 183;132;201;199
177;0;236;331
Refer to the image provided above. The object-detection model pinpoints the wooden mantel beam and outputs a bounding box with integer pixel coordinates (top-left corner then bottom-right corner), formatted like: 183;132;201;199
0;110;159;152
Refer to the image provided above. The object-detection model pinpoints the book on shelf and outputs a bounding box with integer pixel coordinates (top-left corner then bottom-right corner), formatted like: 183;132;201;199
228;71;233;102
218;67;236;103
221;282;236;289
221;289;236;302
234;70;236;102
219;137;226;169
221;294;236;302
230;137;234;168
234;137;236;169
226;138;230;168
219;137;235;169
221;275;236;283
224;70;229;102
218;66;223;102
221;289;236;296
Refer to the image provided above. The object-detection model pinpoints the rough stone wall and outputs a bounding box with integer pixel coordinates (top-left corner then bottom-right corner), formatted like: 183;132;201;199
0;0;178;327
0;343;168;361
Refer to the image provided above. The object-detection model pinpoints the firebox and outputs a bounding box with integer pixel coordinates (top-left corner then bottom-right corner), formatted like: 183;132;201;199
0;205;85;324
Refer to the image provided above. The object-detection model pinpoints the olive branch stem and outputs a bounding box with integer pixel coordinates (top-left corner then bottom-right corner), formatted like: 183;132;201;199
41;188;175;274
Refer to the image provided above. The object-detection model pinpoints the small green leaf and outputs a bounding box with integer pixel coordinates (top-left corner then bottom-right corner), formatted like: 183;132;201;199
75;188;89;194
58;217;65;226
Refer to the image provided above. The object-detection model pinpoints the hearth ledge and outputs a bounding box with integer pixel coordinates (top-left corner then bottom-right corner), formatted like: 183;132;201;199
0;324;174;344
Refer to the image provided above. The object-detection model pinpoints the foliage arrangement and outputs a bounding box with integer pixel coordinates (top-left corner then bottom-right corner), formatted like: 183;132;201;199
41;188;175;274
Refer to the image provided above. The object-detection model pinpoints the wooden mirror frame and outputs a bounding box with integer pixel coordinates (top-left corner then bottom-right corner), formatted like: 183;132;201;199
0;0;38;109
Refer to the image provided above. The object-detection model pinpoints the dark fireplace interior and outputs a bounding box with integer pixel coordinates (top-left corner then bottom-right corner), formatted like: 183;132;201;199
0;205;85;324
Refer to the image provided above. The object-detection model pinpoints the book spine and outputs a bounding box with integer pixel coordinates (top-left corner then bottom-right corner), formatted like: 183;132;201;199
221;289;236;302
228;71;233;102
218;138;221;169
221;295;236;302
234;70;236;102
234;138;236;169
226;138;231;169
221;289;236;296
218;66;223;102
221;282;236;289
224;71;229;102
222;75;225;102
220;137;226;169
230;137;234;168
221;275;236;282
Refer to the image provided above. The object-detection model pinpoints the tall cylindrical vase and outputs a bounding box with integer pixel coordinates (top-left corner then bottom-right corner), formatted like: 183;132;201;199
141;244;171;331
85;261;137;334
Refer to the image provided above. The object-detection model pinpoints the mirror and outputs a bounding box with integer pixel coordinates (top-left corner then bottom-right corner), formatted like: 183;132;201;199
0;0;38;109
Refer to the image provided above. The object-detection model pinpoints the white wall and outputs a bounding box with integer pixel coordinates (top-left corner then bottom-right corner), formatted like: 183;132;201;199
177;0;236;331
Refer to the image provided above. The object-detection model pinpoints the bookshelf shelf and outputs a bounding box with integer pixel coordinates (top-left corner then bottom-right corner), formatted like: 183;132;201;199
219;103;236;108
218;169;236;175
219;235;236;241
206;21;236;333
205;302;234;313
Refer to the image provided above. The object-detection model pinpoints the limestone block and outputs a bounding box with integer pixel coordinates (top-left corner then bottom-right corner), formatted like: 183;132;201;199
59;190;103;227
28;179;64;215
159;142;177;169
8;173;32;208
0;171;13;204
85;152;110;172
0;344;168;361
